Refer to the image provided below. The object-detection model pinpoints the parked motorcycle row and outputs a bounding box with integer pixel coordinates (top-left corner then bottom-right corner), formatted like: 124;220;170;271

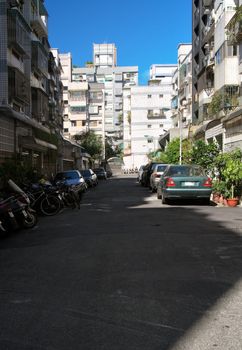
0;167;110;238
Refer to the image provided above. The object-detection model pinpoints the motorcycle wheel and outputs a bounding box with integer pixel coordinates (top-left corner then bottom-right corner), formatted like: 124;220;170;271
40;195;61;216
21;211;38;229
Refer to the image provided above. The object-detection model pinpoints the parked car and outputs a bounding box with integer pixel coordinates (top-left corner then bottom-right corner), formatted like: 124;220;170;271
137;165;145;183
157;164;212;204
93;167;107;180
54;170;87;197
150;164;168;192
80;169;98;187
141;162;161;187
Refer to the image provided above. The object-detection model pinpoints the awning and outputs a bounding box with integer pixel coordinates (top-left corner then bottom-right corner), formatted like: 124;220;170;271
20;136;57;151
193;121;210;137
35;138;57;150
222;107;242;123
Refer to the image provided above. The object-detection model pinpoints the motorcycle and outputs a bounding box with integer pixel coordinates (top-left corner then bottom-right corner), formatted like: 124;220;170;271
0;195;19;234
7;179;38;229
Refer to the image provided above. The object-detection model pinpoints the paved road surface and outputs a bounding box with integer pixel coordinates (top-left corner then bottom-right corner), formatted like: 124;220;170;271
1;176;242;350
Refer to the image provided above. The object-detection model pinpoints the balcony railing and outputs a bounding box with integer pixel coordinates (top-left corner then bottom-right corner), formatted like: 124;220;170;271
31;0;48;37
8;66;30;105
31;41;48;77
7;9;30;57
147;111;166;119
31;87;49;122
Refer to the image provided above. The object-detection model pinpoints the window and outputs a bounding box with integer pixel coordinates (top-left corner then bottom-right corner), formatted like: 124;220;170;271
69;91;86;101
147;125;151;128
147;95;152;98
64;114;68;120
159;124;163;128
64;100;68;105
64;128;69;132
63;86;68;91
71;121;76;127
70;106;86;114
147;139;153;143
159;94;163;98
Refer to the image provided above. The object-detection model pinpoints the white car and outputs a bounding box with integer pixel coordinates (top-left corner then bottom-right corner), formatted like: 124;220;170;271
137;165;145;183
150;164;168;192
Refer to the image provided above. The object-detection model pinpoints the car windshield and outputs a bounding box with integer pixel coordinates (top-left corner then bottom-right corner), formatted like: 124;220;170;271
81;170;91;176
156;165;167;172
55;171;79;180
167;166;205;177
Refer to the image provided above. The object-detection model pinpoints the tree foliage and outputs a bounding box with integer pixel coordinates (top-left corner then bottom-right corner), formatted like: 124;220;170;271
74;131;103;160
190;140;220;172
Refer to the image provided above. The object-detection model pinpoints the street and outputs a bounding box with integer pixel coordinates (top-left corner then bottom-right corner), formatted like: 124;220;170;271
1;176;242;350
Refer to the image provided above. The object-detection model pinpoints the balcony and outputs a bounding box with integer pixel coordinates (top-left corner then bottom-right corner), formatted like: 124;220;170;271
7;9;30;57
147;110;166;119
31;0;48;37
31;41;48;77
31;87;49;122
8;66;30;105
203;0;212;7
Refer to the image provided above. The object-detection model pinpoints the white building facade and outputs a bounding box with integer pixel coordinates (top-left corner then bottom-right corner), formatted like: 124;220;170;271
73;44;138;140
123;84;174;170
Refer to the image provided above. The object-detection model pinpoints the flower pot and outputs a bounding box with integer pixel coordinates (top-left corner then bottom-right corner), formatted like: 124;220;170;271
227;198;239;207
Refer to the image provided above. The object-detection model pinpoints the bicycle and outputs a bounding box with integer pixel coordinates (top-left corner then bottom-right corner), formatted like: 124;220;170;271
25;184;61;216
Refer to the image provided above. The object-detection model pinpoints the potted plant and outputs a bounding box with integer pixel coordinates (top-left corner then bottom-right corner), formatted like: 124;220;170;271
222;159;242;207
211;180;229;205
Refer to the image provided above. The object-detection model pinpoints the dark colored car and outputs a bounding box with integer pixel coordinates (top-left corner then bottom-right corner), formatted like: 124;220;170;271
54;170;87;197
141;162;161;187
157;164;212;204
80;169;98;187
93;167;107;180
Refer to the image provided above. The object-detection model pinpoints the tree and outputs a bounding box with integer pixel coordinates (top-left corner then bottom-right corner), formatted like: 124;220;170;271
190;140;220;172
74;131;103;160
105;137;123;159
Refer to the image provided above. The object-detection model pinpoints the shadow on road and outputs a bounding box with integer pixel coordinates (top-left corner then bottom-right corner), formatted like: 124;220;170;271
0;177;242;349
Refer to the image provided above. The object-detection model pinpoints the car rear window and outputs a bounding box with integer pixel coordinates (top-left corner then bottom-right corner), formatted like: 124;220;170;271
81;170;91;176
156;165;167;172
167;166;205;177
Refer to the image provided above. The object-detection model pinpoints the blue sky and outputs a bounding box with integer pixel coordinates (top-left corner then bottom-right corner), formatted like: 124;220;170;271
45;0;192;84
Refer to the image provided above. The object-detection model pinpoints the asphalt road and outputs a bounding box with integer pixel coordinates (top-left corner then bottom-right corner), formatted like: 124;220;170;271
1;176;242;350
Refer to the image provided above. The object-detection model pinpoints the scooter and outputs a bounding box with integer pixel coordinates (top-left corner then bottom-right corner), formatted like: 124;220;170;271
7;179;38;229
0;196;19;234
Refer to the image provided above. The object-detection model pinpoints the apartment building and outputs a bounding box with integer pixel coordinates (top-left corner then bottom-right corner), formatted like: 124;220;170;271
223;0;242;151
158;45;193;151
123;84;174;169
74;44;138;140
192;0;239;150
0;0;63;174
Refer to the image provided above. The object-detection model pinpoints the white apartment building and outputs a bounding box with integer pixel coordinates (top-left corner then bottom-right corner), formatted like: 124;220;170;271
67;82;88;137
205;0;238;148
59;53;89;138
73;44;138;140
221;0;242;152
123;85;173;169
158;45;193;150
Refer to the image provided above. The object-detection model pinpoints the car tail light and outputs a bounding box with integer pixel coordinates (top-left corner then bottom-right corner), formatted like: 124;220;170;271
203;178;212;187
166;177;176;187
